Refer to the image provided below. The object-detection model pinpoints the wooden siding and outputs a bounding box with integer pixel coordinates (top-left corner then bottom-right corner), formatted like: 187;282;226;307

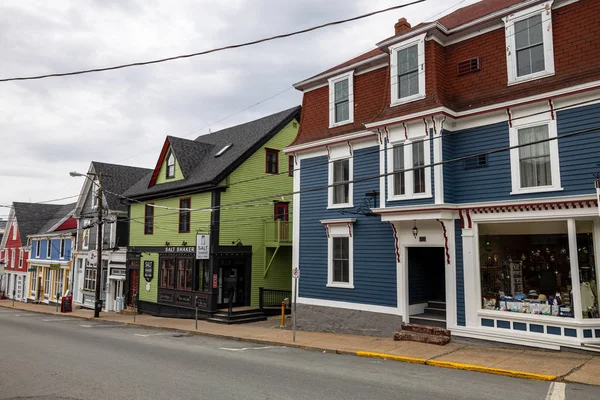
455;220;465;326
299;148;398;307
138;252;159;303
155;146;184;185
31;238;72;261
219;119;298;306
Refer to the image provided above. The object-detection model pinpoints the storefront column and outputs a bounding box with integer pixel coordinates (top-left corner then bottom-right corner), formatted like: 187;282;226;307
568;219;583;321
442;219;456;327
594;220;600;303
462;227;478;327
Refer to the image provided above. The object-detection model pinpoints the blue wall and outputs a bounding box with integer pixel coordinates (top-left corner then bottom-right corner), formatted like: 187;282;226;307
31;238;71;261
443;103;600;203
299;147;398;307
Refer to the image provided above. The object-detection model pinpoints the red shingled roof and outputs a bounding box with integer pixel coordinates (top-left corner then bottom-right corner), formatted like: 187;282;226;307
299;47;385;85
438;0;527;30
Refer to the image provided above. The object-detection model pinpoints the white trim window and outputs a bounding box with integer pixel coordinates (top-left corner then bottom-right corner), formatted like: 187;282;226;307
166;150;175;179
12;222;17;240
390;34;426;106
504;1;555;85
35;240;40;258
46;239;51;259
82;219;90;250
328;71;354;128
59;238;66;259
18;249;23;269
328;157;353;208
11;249;15;268
323;221;355;289
91;179;98;210
387;137;432;201
510;118;561;194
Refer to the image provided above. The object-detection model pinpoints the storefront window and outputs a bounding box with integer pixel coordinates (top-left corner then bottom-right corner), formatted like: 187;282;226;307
479;221;573;318
177;258;194;291
197;259;210;292
576;221;599;319
159;258;175;289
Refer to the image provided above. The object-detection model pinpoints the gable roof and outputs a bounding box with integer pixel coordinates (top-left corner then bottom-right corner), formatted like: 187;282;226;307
12;202;66;246
90;162;153;211
37;202;77;235
123;106;301;200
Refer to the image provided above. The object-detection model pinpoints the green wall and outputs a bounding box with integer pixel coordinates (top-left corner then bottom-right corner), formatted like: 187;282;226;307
155;146;184;184
219;119;298;305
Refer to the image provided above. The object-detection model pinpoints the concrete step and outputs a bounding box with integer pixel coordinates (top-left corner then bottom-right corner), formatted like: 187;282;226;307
206;315;268;325
401;323;451;337
423;307;446;317
394;330;451;345
212;311;265;321
409;313;447;328
427;301;446;311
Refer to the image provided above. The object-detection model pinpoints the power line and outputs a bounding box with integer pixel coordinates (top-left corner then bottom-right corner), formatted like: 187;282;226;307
0;1;426;83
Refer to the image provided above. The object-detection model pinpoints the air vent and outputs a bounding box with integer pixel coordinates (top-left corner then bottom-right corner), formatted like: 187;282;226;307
464;154;488;169
457;57;481;76
215;143;233;157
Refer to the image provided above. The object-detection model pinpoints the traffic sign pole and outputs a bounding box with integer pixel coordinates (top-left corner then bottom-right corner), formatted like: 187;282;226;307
292;267;299;342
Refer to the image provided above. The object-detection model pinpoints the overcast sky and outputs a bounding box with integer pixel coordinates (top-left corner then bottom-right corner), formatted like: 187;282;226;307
0;0;481;214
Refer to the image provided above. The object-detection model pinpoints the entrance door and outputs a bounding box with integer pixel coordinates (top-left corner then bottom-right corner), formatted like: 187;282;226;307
408;247;446;306
128;269;139;305
218;258;247;307
274;202;289;241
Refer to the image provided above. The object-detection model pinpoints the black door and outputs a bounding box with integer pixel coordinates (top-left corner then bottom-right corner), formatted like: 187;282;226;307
408;247;445;304
218;258;246;307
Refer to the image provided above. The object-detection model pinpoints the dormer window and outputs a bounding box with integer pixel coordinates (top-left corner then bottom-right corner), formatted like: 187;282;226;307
328;71;354;128
390;34;425;106
504;2;554;85
166;151;175;179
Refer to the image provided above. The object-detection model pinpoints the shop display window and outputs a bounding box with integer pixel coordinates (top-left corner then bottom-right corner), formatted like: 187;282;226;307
479;221;574;318
576;221;599;319
160;258;175;289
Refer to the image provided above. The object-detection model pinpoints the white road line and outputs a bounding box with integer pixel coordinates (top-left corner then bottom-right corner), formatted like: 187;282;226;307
219;346;276;352
133;333;170;337
42;318;74;322
545;382;566;400
79;324;92;328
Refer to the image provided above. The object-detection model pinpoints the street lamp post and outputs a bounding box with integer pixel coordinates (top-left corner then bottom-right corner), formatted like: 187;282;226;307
70;171;108;318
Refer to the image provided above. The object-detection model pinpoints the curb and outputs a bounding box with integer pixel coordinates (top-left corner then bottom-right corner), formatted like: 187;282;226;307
356;351;557;382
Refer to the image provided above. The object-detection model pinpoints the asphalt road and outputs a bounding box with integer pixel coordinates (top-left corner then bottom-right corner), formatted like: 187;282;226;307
0;308;598;400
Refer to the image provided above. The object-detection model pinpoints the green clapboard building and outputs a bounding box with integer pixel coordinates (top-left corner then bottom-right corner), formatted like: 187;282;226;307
124;106;300;320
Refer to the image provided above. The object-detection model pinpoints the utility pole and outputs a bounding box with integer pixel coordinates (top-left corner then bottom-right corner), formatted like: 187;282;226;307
94;173;104;318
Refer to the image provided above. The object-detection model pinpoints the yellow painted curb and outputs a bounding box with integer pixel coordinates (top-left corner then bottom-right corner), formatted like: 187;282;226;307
356;351;427;365
425;360;557;381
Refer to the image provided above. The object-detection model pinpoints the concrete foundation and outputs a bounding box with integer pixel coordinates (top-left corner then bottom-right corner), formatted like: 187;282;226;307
296;303;402;337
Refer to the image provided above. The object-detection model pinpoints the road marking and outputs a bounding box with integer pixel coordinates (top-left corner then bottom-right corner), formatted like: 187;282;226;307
42;318;74;322
545;382;566;400
80;324;92;327
219;346;276;352
133;333;170;337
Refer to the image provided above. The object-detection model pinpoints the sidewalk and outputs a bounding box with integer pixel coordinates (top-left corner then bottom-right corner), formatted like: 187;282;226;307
2;299;599;386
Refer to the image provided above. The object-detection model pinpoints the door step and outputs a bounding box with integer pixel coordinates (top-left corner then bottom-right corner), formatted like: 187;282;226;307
207;309;267;325
394;323;451;345
409;313;447;328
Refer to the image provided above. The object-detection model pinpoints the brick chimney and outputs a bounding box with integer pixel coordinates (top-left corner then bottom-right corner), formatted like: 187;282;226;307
394;18;412;36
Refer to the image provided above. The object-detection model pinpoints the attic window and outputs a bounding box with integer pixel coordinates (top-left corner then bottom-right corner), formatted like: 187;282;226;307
457;57;481;76
166;151;175;179
215;143;233;157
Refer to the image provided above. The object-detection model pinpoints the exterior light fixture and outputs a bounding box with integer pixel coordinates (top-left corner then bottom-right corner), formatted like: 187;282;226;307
182;241;187;246
412;220;418;238
165;241;170;246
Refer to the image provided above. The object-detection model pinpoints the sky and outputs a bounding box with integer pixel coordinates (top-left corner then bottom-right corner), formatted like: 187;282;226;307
0;0;482;214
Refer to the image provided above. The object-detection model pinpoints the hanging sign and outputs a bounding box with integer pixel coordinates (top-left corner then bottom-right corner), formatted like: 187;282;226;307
143;260;154;282
88;250;98;266
196;234;210;260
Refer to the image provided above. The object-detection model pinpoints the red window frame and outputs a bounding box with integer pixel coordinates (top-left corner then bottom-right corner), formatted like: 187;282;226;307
178;198;191;233
274;202;289;221
265;148;279;174
144;203;154;235
160;257;176;289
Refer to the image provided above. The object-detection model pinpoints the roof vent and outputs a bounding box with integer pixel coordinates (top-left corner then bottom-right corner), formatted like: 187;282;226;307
215;143;233;157
457;57;481;76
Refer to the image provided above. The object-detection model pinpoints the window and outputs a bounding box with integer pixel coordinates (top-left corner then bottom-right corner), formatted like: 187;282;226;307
323;220;354;289
91;180;98;209
390;34;425;105
328;158;353;208
166;151;175;179
509;119;561;194
504;3;554;85
35;241;40;258
179;198;191;233
11;249;15;268
12;222;17;240
328;71;354;127
43;269;51;299
46;239;51;259
160;258;175;289
82;219;90;250
59;238;66;259
30;269;37;295
388;137;431;200
18;249;23;269
176;258;194;291
84;268;96;291
266;148;279;174
288;156;294;177
144;204;154;235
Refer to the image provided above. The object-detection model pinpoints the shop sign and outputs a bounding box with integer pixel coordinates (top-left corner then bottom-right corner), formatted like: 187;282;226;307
28;267;37;272
50;264;61;270
164;246;195;254
88;250;98;266
111;268;126;277
196;235;210;260
159;292;173;302
143;260;154;282
177;294;192;303
212;274;218;289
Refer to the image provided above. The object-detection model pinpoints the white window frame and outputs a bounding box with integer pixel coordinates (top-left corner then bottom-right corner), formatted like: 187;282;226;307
504;1;555;86
35;240;40;258
328;157;354;209
166;150;176;179
91;180;98;210
509;116;562;195
18;249;23;269
387;136;432;201
390;33;426;106
82;219;90;250
323;221;355;289
328;71;354;128
59;238;66;259
12;222;17;240
11;249;15;268
46;239;51;259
